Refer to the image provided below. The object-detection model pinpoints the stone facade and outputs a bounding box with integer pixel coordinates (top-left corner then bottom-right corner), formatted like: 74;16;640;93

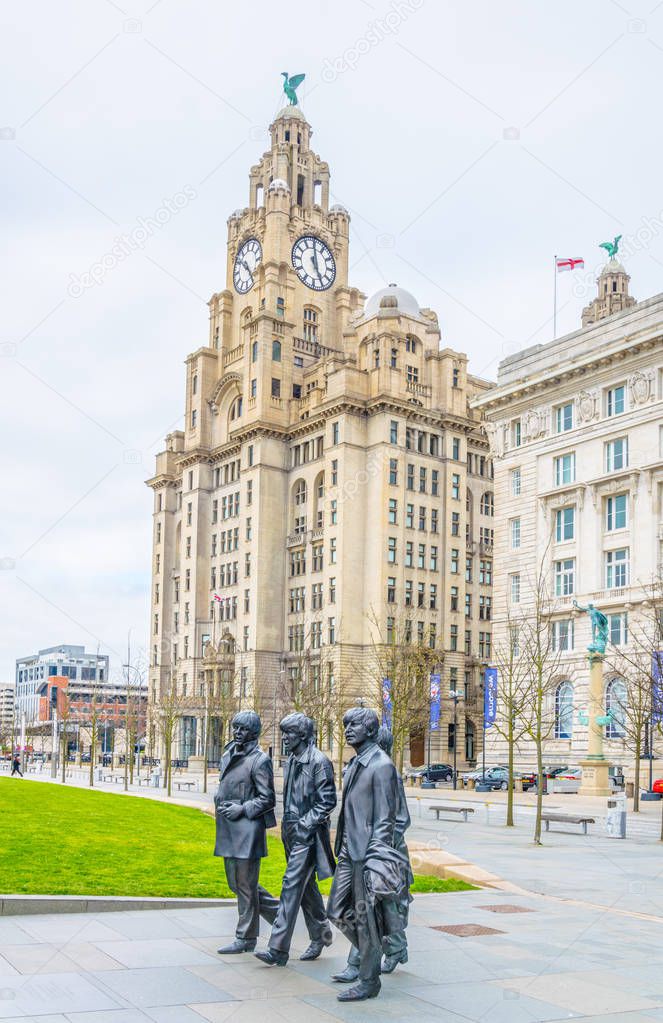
475;263;663;772
146;105;493;771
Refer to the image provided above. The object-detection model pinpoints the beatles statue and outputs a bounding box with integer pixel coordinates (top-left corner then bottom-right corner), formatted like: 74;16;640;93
214;707;412;1002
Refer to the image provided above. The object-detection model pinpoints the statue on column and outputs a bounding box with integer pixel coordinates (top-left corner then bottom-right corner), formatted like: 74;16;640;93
332;724;412;984
326;708;411;1002
213;711;279;954
255;712;336;966
572;600;609;655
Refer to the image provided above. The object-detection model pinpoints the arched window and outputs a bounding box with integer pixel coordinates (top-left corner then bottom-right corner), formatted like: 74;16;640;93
405;335;418;354
480;492;494;517
555;681;574;739
229;396;243;422
294;480;308;506
272;339;282;362
606;677;627;738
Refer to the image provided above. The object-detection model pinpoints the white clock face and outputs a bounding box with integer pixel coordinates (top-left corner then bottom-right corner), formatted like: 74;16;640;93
233;238;262;294
291;235;336;291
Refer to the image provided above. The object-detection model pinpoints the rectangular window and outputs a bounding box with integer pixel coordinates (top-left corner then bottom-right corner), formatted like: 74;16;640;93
389;459;398;486
250;378;257;398
606;494;627;531
451;473;460;500
405;541;413;568
510;518;521;548
388;538;397;564
330;499;338;525
405;580;413;606
512;419;521;447
430;583;437;610
406;365;418;384
332;421;339;445
606;548;629;588
390;420;398;444
465;556;473;582
609;612;628;646
271;378;281;398
606;384;625;417
191;409;197;429
555;403;574;433
386;617;395;644
554;558;575;597
329;576;336;603
465;593;472;618
479;559;492;585
332;459;338;486
418;582;425;608
417;543;426;569
328;617;336;645
450;624;458;651
419;467;427;493
419;506;426;531
552;619;574;651
510;573;520;603
511;468;521;497
330;537;337;564
554;453;576;486
430;546;438;571
606;437;628;472
312;544;323;572
431;470;439;496
431;509;438;533
406;504;414;529
450;548;459;573
387;576;396;603
388;498;397;525
452;437;460;460
406;464;414;491
451;511;460;536
555;506;575;542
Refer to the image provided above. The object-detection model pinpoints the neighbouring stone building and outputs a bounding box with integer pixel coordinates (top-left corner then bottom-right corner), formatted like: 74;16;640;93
475;258;663;774
146;102;493;772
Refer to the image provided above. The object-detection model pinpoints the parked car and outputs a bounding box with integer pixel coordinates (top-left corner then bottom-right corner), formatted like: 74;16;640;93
462;766;511;790
549;767;621;794
406;762;454;783
652;778;663;794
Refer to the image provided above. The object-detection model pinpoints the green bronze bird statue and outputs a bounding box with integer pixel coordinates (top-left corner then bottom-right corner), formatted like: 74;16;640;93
599;235;622;260
281;72;306;106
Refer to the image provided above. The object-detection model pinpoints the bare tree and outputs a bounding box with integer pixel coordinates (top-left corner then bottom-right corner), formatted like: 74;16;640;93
156;674;186;797
604;579;663;812
491;610;536;827
365;609;444;774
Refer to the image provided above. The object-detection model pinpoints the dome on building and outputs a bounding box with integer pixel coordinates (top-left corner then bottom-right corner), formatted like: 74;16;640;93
601;257;628;275
330;203;349;215
274;105;307;121
268;177;290;192
363;283;421;319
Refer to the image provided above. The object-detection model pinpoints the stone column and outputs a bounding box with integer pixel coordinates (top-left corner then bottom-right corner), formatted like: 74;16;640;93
579;653;612;797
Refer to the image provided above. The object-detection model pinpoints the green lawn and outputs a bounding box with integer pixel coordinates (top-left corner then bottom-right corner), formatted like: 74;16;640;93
0;779;473;898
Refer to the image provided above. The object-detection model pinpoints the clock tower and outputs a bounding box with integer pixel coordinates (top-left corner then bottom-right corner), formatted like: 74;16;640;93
147;95;493;778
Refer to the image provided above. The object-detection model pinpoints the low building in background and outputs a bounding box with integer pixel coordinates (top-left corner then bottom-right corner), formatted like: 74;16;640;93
15;645;109;725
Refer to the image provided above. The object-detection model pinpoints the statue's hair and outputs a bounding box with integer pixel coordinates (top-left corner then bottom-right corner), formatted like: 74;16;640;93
231;710;261;738
377;725;394;757
343;706;379;739
279;712;314;740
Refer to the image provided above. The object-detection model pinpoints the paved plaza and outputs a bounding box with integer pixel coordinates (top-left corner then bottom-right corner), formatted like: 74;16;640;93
3;774;663;1020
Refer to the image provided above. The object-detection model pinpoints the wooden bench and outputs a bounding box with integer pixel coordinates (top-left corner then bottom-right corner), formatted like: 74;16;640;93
174;780;197;792
541;812;595;835
429;804;475;823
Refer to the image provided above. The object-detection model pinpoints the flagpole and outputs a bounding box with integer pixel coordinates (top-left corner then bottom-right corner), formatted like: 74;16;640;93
553;254;557;339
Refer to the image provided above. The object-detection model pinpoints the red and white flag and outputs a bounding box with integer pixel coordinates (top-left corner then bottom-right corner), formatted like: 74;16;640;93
556;257;584;272
213;593;222;601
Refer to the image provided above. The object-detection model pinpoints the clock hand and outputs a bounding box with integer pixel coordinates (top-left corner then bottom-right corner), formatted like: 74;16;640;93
311;247;320;275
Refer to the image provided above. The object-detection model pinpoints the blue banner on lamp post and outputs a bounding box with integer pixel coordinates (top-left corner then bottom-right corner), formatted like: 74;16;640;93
484;667;498;728
382;678;392;728
429;673;441;731
652;653;663;724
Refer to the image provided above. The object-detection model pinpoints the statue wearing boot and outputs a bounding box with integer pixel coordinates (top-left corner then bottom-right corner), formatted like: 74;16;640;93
214;711;278;954
255;712;336;967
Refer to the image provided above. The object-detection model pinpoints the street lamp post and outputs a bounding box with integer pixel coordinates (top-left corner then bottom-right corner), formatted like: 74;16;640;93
450;689;461;790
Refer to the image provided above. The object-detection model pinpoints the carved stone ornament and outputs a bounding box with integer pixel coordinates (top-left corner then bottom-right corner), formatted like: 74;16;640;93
628;371;651;406
485;421;505;458
576;389;598;424
524;407;546;441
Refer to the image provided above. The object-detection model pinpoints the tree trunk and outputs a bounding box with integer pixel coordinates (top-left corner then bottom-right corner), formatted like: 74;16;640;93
533;714;544;845
60;729;67;785
633;744;641;813
506;715;514;827
89;722;95;788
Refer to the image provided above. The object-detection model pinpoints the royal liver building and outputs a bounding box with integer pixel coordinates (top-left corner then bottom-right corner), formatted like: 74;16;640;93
146;98;493;771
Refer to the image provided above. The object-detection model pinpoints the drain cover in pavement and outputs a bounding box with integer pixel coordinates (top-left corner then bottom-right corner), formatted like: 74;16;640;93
432;923;505;936
479;904;534;914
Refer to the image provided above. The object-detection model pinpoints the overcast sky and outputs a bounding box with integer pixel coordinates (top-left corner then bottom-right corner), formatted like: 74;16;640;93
2;0;662;683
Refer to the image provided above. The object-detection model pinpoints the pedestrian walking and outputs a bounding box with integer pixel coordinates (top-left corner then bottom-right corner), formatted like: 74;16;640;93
11;755;23;777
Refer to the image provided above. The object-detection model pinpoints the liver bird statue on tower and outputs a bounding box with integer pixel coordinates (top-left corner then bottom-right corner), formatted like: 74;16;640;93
599;235;622;260
281;72;305;106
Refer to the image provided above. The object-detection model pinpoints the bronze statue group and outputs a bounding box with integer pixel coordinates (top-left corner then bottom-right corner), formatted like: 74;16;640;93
213;707;412;1002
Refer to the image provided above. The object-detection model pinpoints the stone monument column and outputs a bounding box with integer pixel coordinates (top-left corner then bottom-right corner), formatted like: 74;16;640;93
574;601;612;797
579;652;612;797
